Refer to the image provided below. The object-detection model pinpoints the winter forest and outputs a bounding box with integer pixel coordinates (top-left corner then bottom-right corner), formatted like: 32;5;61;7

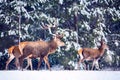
0;0;120;70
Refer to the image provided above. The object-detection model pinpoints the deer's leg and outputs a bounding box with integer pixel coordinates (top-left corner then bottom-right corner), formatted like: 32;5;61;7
82;61;87;70
43;56;51;70
29;58;33;70
78;58;86;70
37;57;43;70
27;58;33;70
91;59;96;70
95;59;100;70
15;58;20;70
25;58;32;70
5;54;15;70
78;53;86;70
24;59;29;70
19;56;26;70
78;54;83;66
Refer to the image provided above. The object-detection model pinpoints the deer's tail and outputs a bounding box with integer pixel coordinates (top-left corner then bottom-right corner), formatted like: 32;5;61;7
8;46;15;54
78;48;83;55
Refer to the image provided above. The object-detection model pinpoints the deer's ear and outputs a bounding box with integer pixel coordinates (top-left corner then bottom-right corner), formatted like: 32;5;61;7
55;33;64;39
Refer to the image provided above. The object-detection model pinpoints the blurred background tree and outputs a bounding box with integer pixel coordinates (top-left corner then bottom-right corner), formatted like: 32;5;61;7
0;0;120;70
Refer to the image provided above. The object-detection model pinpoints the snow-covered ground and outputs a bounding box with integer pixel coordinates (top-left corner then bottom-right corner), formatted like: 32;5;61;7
0;70;120;80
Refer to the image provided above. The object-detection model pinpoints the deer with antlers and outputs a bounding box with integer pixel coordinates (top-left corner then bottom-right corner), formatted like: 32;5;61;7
6;19;65;70
77;39;109;70
15;34;64;70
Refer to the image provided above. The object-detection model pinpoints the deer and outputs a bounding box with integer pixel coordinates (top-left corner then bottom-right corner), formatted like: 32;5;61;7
13;34;65;70
6;19;64;70
5;42;33;70
6;39;48;70
77;39;109;70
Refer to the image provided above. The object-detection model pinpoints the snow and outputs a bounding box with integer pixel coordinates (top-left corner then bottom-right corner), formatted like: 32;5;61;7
0;0;6;3
51;65;64;70
0;71;120;80
59;0;63;4
84;22;91;30
39;0;47;3
0;32;4;37
0;52;2;57
114;40;119;46
65;42;72;51
8;30;16;35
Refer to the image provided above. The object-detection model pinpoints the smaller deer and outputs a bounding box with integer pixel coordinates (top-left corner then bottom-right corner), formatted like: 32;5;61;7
77;39;108;70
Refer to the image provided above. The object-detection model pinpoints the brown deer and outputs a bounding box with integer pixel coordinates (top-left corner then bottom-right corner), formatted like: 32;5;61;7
5;46;16;70
5;42;33;70
77;39;108;70
13;35;65;70
6;39;54;70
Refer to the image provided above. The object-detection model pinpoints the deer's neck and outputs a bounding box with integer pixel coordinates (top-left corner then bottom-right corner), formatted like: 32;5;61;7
48;41;58;53
99;46;106;56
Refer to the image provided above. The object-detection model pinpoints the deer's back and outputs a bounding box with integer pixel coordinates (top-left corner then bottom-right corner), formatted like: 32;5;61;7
83;48;101;60
23;41;49;58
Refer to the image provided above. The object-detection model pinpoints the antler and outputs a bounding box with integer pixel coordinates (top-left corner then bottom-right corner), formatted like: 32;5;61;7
100;36;106;45
41;18;58;35
40;18;64;40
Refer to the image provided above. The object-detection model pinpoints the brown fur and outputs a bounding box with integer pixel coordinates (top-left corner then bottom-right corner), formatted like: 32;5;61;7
5;42;33;70
78;40;108;70
8;46;15;54
6;45;18;70
14;36;65;70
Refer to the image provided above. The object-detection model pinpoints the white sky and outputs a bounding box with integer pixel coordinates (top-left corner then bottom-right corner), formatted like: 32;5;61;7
0;71;120;80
